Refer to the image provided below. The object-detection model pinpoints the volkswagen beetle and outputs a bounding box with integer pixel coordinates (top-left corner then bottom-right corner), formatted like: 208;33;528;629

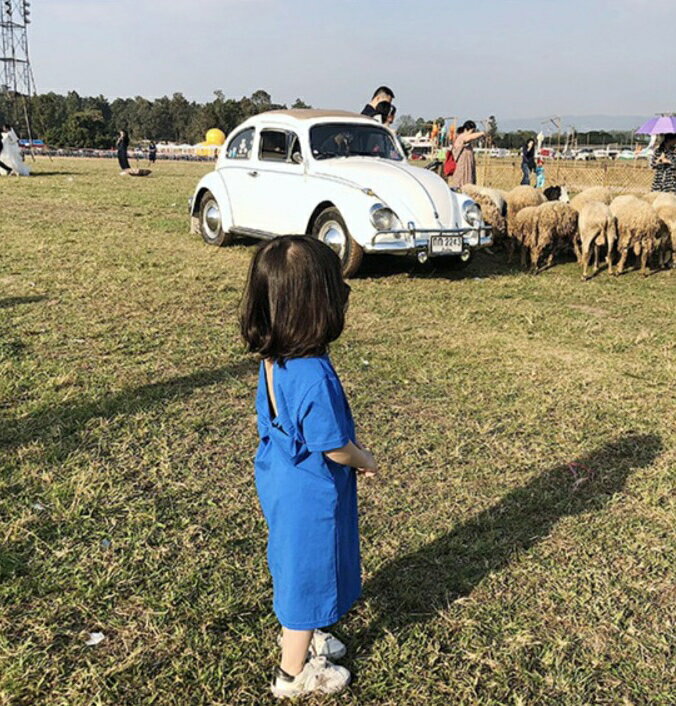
189;109;492;276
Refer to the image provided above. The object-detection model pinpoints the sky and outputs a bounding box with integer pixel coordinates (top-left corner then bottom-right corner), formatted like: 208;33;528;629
27;0;676;122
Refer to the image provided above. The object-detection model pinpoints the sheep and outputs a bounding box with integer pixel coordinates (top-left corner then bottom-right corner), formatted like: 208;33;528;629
543;185;570;203
570;186;613;213
651;194;676;266
523;201;579;272
609;195;664;275
510;206;540;267
505;186;546;259
461;185;507;244
577;202;618;279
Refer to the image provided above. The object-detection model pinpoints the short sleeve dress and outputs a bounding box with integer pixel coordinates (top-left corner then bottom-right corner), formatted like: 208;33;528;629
254;355;361;630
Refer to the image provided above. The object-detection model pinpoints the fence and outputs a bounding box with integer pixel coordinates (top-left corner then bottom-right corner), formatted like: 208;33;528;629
476;158;653;194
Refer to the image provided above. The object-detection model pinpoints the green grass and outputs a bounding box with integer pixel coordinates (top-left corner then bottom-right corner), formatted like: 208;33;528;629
1;158;674;705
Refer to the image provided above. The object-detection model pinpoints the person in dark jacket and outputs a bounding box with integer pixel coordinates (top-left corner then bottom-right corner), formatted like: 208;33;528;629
521;138;536;185
116;129;130;171
148;140;157;164
361;86;394;119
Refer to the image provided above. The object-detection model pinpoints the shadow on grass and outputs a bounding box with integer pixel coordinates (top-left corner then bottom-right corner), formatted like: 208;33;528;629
0;359;257;449
355;432;662;657
0;295;47;309
356;249;523;281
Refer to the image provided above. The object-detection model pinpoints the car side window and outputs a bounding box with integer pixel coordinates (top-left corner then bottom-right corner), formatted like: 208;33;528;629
226;128;254;160
260;130;288;162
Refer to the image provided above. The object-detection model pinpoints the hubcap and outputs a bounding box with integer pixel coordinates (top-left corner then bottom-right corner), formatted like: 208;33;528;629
318;220;347;259
202;199;221;237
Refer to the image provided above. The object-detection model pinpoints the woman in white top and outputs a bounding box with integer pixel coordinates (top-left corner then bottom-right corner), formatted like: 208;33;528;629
1;125;30;176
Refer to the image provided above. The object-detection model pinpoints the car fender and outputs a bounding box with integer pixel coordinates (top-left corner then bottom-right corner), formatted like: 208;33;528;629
303;179;383;247
190;171;233;234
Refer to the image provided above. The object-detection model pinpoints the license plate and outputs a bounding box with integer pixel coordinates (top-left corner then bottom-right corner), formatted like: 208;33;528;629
430;235;463;254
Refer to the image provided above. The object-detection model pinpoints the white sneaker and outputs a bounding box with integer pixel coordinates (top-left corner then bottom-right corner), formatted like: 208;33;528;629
276;629;347;660
270;656;351;699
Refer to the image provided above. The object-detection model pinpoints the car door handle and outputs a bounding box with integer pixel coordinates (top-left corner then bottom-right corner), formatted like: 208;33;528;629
248;170;259;178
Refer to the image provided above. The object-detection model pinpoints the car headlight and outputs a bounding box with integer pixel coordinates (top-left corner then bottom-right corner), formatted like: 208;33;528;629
370;204;401;231
463;201;482;227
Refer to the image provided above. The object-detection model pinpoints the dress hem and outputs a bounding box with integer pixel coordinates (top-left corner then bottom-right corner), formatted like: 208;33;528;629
275;593;361;631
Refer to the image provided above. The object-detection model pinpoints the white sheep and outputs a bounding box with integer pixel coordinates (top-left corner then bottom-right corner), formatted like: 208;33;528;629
609;196;665;275
577;202;618;279
570;186;613;213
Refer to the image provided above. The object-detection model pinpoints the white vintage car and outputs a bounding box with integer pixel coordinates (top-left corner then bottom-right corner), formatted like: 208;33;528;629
189;109;492;276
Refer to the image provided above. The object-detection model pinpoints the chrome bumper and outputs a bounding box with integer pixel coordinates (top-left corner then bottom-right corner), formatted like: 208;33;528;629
364;225;493;255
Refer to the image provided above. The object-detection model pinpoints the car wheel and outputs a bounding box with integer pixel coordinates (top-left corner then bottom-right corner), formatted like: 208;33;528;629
199;191;232;246
312;207;363;277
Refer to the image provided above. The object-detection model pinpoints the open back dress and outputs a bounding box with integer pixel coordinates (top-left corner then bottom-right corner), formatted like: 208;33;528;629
254;355;361;630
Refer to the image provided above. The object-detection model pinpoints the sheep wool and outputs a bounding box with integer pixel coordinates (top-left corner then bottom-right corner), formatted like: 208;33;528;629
570;186;613;213
461;185;507;242
609;195;664;275
578;202;618;279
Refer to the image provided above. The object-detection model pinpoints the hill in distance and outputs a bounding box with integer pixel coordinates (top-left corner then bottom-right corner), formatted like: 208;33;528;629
497;114;656;132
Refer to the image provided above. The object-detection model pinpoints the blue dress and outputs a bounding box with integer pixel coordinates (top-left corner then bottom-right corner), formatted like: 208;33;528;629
254;355;361;630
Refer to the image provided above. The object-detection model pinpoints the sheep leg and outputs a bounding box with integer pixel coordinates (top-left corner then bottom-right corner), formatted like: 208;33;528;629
545;251;555;270
581;243;591;280
530;247;541;274
520;243;528;268
640;247;650;277
593;244;600;273
616;248;628;275
573;238;582;264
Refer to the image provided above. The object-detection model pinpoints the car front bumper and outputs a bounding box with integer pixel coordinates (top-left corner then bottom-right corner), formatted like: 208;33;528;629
364;225;493;256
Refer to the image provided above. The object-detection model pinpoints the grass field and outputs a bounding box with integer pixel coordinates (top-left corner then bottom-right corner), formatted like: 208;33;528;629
1;157;674;705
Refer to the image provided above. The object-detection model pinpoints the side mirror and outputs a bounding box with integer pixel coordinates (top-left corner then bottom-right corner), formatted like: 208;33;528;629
292;152;303;165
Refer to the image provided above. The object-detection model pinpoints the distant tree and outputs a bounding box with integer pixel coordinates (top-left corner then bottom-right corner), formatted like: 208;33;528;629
292;98;312;109
395;114;417;136
486;115;498;144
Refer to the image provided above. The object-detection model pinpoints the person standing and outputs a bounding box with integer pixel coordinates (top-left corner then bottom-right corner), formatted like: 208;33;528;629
148;140;157;165
651;133;676;193
240;236;378;699
116;129;130;171
449;120;485;188
361;86;394;119
521;138;536;185
0;125;30;176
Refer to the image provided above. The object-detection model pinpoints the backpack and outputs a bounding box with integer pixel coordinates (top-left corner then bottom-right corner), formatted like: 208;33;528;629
443;142;465;177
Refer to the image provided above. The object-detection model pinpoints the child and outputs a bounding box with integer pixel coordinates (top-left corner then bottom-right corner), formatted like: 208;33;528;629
535;157;546;189
240;236;378;699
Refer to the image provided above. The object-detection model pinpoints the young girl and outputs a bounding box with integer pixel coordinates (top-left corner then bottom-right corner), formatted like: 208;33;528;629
240;236;378;699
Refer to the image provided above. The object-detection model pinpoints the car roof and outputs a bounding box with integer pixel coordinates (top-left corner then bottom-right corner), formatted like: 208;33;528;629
262;109;369;121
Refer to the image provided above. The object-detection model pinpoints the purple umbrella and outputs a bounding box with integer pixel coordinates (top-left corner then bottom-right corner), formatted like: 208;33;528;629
636;115;676;135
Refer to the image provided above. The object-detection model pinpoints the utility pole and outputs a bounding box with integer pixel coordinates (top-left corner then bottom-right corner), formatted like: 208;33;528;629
1;0;36;139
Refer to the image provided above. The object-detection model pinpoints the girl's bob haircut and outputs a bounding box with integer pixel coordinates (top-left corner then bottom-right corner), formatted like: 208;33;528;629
240;236;350;362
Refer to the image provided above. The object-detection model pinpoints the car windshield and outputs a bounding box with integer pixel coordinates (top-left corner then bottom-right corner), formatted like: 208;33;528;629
310;123;403;161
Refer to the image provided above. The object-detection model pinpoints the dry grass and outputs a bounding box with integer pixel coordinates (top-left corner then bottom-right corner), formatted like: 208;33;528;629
0;158;674;705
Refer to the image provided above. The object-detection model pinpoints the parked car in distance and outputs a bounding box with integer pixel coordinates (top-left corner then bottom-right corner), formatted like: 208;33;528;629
189;110;492;276
575;149;596;161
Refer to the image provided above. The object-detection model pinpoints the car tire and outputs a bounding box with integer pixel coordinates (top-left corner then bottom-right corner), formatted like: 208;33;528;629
312;207;363;277
199;191;232;246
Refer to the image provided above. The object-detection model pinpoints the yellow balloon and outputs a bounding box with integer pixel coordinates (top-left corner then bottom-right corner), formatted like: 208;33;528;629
205;128;226;146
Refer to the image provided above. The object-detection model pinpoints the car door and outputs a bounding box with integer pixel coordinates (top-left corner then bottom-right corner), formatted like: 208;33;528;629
218;127;259;229
251;129;308;234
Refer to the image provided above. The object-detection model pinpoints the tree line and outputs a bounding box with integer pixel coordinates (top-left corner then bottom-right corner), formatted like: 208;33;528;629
0;90;644;150
0;90;311;148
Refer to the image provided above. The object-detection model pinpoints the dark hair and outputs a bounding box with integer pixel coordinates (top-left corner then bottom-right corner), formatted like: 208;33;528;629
659;133;676;148
240;236;350;362
375;100;392;122
461;120;477;132
2;124;11;131
389;104;397;117
372;85;395;100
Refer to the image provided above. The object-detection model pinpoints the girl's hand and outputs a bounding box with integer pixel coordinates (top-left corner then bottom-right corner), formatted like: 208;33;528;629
356;448;378;478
